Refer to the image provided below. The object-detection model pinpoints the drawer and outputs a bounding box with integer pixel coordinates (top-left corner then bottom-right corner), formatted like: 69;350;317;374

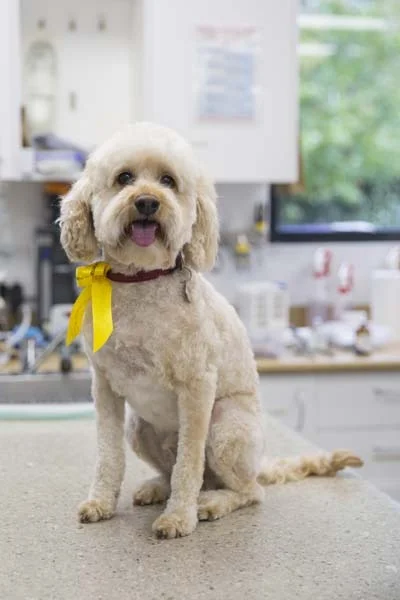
315;373;400;431
259;375;315;432
315;430;400;483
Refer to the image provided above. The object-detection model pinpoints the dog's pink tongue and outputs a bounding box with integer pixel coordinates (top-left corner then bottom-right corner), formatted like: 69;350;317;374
130;222;157;247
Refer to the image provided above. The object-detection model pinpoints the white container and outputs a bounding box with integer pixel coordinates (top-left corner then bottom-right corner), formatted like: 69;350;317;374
236;280;290;341
371;270;400;340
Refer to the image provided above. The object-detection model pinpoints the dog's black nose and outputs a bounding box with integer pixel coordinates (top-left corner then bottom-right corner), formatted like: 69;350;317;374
135;195;160;217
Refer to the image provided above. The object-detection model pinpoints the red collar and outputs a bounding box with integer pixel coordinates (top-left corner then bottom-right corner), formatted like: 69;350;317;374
107;254;183;283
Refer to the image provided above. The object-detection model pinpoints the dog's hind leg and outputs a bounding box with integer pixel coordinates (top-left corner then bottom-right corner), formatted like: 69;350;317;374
200;396;265;521
133;475;170;506
125;408;177;505
202;397;363;521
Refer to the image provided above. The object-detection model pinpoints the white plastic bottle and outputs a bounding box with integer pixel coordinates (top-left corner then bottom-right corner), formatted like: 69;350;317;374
385;246;400;270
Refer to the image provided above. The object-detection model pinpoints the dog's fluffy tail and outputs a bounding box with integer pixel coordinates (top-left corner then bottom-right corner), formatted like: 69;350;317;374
257;450;363;486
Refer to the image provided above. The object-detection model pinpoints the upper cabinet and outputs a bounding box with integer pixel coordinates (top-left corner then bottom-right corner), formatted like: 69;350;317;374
135;0;298;183
0;0;298;183
0;0;22;180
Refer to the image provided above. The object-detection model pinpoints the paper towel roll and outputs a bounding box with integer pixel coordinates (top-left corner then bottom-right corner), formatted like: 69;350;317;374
371;270;400;340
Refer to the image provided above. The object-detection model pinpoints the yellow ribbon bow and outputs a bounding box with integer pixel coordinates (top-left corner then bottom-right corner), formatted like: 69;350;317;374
66;262;113;353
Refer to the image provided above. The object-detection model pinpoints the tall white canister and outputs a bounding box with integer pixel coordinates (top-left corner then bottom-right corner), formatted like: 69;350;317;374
371;270;400;340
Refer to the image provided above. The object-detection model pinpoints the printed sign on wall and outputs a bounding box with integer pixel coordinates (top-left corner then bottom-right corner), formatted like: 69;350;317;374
195;26;260;121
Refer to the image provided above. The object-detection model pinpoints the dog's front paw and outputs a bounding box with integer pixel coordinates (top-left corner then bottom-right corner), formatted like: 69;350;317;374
152;507;197;539
78;499;114;523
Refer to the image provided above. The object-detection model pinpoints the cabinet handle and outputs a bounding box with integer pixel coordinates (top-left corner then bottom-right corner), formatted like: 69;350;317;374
372;446;400;462
373;387;400;403
269;408;289;418
294;391;306;432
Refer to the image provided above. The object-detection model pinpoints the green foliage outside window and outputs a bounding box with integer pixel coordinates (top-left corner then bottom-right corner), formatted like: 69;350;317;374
282;0;400;228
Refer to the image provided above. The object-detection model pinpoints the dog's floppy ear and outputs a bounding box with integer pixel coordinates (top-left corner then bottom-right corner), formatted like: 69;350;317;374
59;174;98;263
183;172;219;271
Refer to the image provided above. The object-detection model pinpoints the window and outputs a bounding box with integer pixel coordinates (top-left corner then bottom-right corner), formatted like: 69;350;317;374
271;0;400;241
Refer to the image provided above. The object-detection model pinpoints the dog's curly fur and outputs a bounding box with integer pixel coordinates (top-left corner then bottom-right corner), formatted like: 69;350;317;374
59;122;363;539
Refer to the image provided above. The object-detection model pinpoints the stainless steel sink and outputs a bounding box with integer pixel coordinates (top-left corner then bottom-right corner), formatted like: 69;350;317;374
0;372;92;404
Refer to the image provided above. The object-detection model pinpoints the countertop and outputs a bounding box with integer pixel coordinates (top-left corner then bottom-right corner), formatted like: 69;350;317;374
2;345;400;375
256;344;400;374
0;352;87;375
1;415;399;600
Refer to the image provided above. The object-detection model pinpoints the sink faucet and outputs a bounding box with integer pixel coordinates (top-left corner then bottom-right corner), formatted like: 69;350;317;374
22;329;70;374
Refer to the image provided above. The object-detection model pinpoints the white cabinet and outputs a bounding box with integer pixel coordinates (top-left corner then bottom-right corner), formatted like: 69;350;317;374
314;373;400;431
0;0;21;180
260;370;400;501
21;0;134;151
137;0;298;182
0;0;298;183
316;430;400;502
259;375;315;435
313;372;400;502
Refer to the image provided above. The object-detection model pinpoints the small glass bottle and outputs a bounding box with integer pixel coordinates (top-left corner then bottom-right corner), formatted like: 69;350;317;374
234;234;251;271
354;320;372;356
307;248;332;325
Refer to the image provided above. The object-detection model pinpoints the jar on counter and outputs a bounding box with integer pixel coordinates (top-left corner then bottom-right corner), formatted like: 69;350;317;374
354;320;372;356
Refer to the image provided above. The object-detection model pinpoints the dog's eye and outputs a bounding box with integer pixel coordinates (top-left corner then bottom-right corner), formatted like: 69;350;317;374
117;171;135;186
160;174;176;189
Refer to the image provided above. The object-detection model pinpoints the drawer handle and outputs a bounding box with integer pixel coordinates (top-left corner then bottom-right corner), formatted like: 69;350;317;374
294;392;306;432
269;408;289;418
265;396;306;431
372;446;400;462
373;387;400;403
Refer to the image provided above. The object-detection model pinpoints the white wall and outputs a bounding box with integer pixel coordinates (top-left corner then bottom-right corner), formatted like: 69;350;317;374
0;181;393;308
208;239;393;307
210;183;393;307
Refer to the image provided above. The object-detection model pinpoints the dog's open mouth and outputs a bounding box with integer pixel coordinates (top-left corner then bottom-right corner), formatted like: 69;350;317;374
129;220;160;247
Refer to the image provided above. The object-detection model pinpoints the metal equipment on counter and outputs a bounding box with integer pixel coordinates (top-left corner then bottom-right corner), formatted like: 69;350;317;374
36;225;76;325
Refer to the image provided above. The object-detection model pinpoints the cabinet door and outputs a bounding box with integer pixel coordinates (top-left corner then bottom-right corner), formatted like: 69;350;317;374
314;373;400;432
259;375;315;434
139;0;298;183
314;372;400;502
21;0;133;149
0;0;21;180
313;429;400;501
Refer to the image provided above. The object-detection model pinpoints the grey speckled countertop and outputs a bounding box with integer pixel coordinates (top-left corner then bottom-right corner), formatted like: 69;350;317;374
1;416;399;600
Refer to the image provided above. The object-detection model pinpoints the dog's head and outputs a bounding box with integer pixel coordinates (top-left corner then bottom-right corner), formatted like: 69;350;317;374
59;122;218;272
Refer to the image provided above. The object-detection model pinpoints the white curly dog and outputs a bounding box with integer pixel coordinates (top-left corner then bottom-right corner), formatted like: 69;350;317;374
60;122;362;539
